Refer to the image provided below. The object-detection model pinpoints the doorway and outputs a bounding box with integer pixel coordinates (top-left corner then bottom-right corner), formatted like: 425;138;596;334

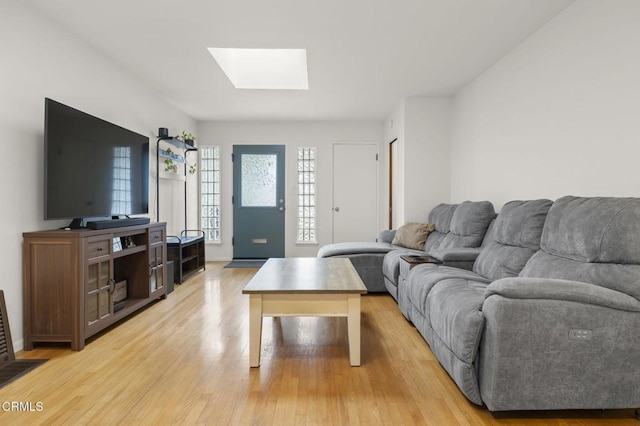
232;145;285;259
389;138;398;229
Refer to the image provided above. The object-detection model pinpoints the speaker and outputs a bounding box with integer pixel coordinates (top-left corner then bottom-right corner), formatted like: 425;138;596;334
158;127;169;138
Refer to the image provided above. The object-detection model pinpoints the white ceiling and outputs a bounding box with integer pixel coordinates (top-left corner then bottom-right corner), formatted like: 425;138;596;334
26;0;575;122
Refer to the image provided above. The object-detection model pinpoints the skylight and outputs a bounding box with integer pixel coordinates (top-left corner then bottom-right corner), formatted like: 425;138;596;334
208;48;309;90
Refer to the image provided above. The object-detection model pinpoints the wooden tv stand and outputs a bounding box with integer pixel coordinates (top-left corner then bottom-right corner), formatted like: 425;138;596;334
22;222;167;351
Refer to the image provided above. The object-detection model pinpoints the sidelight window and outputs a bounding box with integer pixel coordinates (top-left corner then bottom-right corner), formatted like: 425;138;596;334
200;146;221;242
297;147;316;242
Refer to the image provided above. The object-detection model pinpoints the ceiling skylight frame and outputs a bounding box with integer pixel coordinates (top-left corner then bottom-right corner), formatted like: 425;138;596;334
208;47;309;90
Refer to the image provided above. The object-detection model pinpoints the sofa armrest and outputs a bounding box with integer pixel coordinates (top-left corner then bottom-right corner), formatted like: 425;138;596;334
480;277;640;411
378;229;396;243
486;277;640;312
427;247;483;263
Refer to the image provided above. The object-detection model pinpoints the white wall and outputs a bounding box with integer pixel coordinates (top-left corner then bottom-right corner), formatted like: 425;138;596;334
196;121;383;260
450;0;640;210
0;1;195;351
403;97;452;222
382;97;452;227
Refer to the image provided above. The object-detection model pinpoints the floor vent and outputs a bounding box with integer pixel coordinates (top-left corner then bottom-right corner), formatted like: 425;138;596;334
0;290;46;389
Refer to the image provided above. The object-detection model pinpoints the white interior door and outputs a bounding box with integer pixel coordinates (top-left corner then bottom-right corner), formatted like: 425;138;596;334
333;143;379;242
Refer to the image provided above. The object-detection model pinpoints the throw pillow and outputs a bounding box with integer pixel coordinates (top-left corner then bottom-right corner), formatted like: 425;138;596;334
392;222;435;250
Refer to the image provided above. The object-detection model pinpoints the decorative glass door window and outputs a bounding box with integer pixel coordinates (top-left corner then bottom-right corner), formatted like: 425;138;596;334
241;154;277;207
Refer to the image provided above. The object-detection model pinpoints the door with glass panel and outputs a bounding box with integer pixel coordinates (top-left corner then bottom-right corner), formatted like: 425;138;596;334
233;145;285;259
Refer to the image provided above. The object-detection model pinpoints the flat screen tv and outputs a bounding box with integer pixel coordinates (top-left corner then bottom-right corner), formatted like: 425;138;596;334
44;98;149;227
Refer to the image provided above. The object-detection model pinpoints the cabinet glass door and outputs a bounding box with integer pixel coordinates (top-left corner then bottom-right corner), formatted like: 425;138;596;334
150;245;164;292
87;259;112;325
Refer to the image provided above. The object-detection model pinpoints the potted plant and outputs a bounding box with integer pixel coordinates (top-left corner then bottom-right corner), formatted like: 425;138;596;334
164;148;178;173
181;131;196;147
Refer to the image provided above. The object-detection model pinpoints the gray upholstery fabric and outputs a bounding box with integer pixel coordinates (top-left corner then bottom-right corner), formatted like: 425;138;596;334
402;277;490;404
317;242;396;292
378;229;396;244
487;277;640;312
479;196;640;411
428;247;483;262
480;294;640;411
520;196;640;300
473;199;552;281
540;196;640;264
440;201;496;249
405;265;490;321
428;203;458;234
422;203;457;252
317;241;395;258
383;201;495;298
521;251;640;301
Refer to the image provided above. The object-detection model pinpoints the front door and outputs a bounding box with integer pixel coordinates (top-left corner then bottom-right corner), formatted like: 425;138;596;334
233;145;285;259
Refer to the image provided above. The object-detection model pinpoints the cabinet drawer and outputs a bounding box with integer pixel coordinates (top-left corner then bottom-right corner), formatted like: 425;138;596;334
87;239;111;259
149;228;164;245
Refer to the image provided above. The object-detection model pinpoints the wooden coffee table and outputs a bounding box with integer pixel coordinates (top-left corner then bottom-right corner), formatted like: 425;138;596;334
242;257;367;367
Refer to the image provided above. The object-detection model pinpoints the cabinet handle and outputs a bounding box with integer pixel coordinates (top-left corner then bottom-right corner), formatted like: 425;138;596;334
109;279;115;294
97;247;103;252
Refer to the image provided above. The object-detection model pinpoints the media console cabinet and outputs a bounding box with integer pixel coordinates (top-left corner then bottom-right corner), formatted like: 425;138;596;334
22;222;167;351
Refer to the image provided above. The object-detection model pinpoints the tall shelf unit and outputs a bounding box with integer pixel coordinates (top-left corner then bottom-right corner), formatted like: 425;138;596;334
156;135;206;283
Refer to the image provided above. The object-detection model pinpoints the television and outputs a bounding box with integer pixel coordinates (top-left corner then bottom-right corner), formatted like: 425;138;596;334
44;98;149;228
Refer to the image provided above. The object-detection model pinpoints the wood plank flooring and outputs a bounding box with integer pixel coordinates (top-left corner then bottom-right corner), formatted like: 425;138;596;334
1;262;636;425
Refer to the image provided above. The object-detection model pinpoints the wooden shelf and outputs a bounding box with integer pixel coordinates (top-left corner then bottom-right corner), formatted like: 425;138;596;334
113;245;146;259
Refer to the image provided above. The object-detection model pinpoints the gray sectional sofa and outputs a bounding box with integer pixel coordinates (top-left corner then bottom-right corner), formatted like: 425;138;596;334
317;195;640;412
318;201;496;293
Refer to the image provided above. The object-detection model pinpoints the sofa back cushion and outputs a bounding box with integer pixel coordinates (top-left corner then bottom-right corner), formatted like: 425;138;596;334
440;201;496;249
520;196;640;300
423;203;457;252
473;199;553;281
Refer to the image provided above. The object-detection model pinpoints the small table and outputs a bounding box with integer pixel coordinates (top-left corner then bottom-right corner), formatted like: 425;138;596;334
242;258;367;367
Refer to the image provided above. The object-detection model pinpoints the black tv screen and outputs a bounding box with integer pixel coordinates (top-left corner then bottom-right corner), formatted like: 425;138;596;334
44;98;149;221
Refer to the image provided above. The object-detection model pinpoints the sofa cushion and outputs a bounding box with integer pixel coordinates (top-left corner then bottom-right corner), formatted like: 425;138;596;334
426;278;488;404
540;196;640;264
423;203;457;252
391;222;435;250
407;265;490;319
428;203;458;233
440;201;496;249
473;199;552;281
521;251;640;301
317;241;395;258
520;196;640;301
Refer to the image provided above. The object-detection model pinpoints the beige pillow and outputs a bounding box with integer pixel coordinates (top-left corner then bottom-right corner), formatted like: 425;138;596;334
392;222;435;250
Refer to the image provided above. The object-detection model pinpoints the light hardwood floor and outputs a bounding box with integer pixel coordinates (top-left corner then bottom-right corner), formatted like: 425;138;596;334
1;262;636;425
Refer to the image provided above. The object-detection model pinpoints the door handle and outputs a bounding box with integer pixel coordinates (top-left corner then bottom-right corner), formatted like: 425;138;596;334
334;207;340;212
279;207;285;212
